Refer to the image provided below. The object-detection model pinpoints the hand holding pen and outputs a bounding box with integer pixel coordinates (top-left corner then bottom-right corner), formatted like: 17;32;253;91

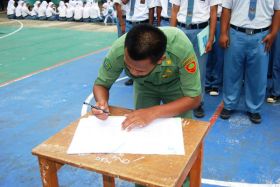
84;101;110;120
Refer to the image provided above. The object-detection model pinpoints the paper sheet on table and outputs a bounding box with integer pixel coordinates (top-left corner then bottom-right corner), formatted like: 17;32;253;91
197;25;215;56
67;116;185;155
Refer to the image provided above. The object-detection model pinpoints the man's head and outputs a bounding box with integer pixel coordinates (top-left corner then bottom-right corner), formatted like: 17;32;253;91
124;24;167;78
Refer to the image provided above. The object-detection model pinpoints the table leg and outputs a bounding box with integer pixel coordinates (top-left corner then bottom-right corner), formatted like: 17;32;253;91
103;175;115;187
38;157;59;187
190;143;203;187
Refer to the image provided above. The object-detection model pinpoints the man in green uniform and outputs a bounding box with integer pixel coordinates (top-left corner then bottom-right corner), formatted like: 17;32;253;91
92;24;201;131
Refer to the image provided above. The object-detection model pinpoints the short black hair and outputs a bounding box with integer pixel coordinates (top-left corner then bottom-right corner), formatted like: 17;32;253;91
125;24;167;64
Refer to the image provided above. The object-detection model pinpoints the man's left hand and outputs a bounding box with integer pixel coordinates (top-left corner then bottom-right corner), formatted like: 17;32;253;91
262;33;276;52
122;108;156;131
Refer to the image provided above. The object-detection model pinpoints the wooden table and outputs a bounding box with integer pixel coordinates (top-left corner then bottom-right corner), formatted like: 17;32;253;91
32;106;209;187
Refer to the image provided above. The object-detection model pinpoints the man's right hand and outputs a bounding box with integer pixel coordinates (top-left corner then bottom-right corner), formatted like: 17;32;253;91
219;33;230;48
91;101;109;120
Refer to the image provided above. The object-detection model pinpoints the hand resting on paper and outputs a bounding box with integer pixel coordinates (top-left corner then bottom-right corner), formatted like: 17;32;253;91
122;108;156;131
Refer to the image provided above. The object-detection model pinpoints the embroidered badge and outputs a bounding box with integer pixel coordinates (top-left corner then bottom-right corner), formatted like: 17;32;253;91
184;61;196;73
166;59;172;65
103;58;112;71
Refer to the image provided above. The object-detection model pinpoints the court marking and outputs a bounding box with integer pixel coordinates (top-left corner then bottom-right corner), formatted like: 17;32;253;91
0;20;23;39
0;46;111;88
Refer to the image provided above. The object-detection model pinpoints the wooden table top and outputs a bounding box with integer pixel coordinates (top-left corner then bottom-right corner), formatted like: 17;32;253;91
32;106;210;187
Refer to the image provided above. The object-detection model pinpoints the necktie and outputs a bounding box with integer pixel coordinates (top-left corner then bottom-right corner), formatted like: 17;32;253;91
186;0;194;26
248;0;257;20
167;1;172;18
129;0;136;16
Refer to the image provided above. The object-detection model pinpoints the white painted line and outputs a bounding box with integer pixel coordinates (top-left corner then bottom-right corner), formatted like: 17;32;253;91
202;178;280;187
0;20;23;39
81;76;129;116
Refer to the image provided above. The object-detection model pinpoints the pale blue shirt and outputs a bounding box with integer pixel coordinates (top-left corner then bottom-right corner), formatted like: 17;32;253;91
222;0;280;29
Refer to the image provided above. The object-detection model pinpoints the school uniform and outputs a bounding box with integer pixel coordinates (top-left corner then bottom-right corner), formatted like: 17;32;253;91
7;0;16;19
157;0;172;26
172;0;221;117
221;0;280;123
113;0;126;37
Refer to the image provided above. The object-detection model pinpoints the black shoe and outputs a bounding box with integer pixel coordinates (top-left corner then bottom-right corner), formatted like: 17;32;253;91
220;108;231;119
209;87;219;96
247;112;261;124
194;105;205;118
125;79;133;86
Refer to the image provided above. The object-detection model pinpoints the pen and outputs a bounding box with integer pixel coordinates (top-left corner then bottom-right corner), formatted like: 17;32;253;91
83;102;110;114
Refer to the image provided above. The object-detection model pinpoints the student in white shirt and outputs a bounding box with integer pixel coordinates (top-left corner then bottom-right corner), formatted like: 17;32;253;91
113;0;126;37
171;0;221;118
38;1;48;20
46;2;58;21
30;1;40;19
21;2;32;19
66;2;74;21
74;1;83;21
15;0;24;19
7;0;16;19
58;1;67;21
83;1;91;22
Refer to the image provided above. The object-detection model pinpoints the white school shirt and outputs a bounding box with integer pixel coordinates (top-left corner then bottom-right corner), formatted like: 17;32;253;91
38;1;48;17
125;0;150;22
58;1;67;17
74;2;83;20
171;0;221;24
46;3;57;17
21;4;31;17
222;0;280;29
7;0;15;15
15;1;24;17
113;0;126;15
83;2;91;18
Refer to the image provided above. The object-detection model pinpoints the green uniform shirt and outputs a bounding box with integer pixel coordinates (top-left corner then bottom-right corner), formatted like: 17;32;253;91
95;27;201;118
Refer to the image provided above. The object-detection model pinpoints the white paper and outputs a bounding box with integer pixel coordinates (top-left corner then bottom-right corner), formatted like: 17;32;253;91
67;116;185;155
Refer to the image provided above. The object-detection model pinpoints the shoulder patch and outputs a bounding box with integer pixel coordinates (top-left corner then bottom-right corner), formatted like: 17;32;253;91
183;56;197;74
103;58;112;71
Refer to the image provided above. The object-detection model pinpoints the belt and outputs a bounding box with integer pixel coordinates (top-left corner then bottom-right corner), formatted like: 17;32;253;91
161;16;170;22
217;17;220;21
126;19;149;25
230;24;270;35
177;21;208;30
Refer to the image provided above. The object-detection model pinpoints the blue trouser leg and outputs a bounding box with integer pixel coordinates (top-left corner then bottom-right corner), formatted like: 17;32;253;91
7;14;15;19
125;21;133;32
116;17;126;37
223;28;269;113
179;27;207;103
245;30;269;113
271;32;280;96
223;28;245;110
160;19;170;27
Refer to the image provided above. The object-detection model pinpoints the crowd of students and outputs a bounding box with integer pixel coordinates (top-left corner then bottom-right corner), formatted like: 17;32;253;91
6;0;117;23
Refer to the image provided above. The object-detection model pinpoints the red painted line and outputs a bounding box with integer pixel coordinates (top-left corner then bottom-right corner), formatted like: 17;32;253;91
0;46;111;88
209;101;224;126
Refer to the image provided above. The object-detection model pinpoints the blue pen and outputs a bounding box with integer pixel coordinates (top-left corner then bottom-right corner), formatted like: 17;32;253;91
83;102;110;114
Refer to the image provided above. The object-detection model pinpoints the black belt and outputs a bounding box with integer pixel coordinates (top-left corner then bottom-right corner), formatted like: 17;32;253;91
230;24;270;35
217;17;220;21
126;19;149;25
161;16;170;22
177;21;208;29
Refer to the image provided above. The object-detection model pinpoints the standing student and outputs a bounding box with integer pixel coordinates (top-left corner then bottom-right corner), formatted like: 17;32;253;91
58;1;67;21
7;0;16;19
267;31;280;103
170;0;221;118
219;0;280;124
152;0;172;26
113;0;126;37
205;4;224;96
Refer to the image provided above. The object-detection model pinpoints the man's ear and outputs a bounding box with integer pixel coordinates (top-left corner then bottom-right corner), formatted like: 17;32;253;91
157;55;166;65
